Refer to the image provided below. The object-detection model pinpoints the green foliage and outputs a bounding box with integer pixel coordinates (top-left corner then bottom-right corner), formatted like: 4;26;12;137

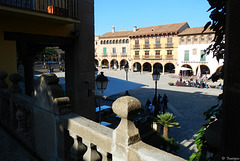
190;0;226;160
156;112;180;128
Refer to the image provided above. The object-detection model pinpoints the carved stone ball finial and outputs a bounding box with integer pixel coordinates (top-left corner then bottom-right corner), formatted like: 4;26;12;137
112;96;141;120
112;96;141;146
0;71;8;88
9;73;22;93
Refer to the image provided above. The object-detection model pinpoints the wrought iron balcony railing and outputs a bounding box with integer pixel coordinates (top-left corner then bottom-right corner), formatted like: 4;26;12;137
0;0;78;19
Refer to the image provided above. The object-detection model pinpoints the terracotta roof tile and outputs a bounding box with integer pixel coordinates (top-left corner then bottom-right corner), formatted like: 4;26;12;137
178;26;214;36
129;22;189;37
100;30;133;38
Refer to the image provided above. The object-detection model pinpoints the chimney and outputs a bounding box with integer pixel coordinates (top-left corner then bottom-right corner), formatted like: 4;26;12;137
112;26;115;33
134;26;137;32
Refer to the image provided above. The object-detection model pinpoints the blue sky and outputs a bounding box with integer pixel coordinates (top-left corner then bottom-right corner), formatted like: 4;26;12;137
94;0;211;36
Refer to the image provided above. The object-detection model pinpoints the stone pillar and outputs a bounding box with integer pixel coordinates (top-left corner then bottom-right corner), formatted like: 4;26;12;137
222;0;240;157
65;0;95;120
112;96;141;161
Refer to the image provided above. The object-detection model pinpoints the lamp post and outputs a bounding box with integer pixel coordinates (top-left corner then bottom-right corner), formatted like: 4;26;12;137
152;69;160;117
124;63;129;81
95;72;108;123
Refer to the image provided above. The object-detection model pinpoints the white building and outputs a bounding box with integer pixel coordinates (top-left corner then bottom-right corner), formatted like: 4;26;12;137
177;27;223;77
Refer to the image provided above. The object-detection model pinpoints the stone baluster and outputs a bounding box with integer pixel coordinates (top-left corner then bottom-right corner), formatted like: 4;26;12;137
112;96;141;161
82;139;102;161
9;73;22;94
0;71;8;89
97;147;111;161
15;105;27;134
69;131;87;161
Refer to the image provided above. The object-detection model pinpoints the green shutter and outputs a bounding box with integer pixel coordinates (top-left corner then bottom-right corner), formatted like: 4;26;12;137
184;50;189;61
200;50;206;61
103;48;107;55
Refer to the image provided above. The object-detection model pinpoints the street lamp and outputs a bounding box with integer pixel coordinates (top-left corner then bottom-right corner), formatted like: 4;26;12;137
152;69;160;116
124;63;129;81
95;72;108;123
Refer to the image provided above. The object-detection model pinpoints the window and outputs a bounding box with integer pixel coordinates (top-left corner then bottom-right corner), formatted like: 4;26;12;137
135;51;139;55
145;39;149;44
187;37;191;42
184;50;189;61
200;50;206;61
103;47;107;55
103;40;106;44
100;41;103;44
156;38;160;44
201;36;205;42
208;36;212;41
107;40;109;44
110;40;112;44
126;39;129;43
181;37;185;42
135;40;139;44
119;39;122;44
112;48;116;54
113;40;115;44
167;50;172;55
123;39;125;44
122;47;126;55
155;50;160;55
145;51;149;55
194;37;198;42
167;37;172;43
116;40;118;44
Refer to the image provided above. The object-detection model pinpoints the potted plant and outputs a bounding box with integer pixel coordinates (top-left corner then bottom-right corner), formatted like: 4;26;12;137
168;82;174;86
210;85;216;88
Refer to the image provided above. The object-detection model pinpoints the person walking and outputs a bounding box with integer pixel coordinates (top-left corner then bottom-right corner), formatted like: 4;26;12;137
161;94;168;114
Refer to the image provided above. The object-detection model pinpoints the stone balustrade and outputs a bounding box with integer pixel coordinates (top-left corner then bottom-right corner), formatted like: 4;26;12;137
0;70;186;161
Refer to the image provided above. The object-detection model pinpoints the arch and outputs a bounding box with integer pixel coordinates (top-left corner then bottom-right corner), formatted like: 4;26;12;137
100;40;103;44
103;40;106;44
116;40;119;44
120;59;128;69
181;64;193;76
164;63;175;73
101;59;109;68
113;40;115;44
133;62;141;72
94;59;99;67
143;62;152;72
196;65;210;76
153;63;163;72
106;40;109;44
215;65;223;74
119;39;122;44
123;39;126;44
126;39;129;44
110;59;119;70
110;40;112;44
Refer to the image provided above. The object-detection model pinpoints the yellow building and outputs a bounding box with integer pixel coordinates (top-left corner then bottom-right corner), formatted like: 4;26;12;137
129;22;189;74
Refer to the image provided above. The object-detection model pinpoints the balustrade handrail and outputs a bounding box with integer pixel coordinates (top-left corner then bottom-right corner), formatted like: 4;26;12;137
0;0;78;19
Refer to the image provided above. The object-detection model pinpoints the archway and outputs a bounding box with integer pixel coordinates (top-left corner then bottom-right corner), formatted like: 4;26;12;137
215;65;223;74
196;65;210;76
94;59;99;67
164;63;175;73
133;62;141;72
143;62;152;72
153;63;163;72
181;64;193;76
120;59;128;69
101;59;109;68
110;59;119;70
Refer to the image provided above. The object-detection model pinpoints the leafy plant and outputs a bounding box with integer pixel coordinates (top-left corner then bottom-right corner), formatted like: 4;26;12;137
190;0;226;160
156;112;180;138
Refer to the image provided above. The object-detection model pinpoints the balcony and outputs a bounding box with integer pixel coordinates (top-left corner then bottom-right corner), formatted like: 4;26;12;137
134;55;140;60
165;43;174;48
143;44;150;49
154;44;161;48
142;55;162;60
111;53;117;57
102;54;108;57
134;44;140;49
0;0;78;19
121;53;127;57
165;55;173;60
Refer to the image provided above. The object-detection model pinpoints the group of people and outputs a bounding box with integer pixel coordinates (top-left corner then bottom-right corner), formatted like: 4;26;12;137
145;94;168;117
